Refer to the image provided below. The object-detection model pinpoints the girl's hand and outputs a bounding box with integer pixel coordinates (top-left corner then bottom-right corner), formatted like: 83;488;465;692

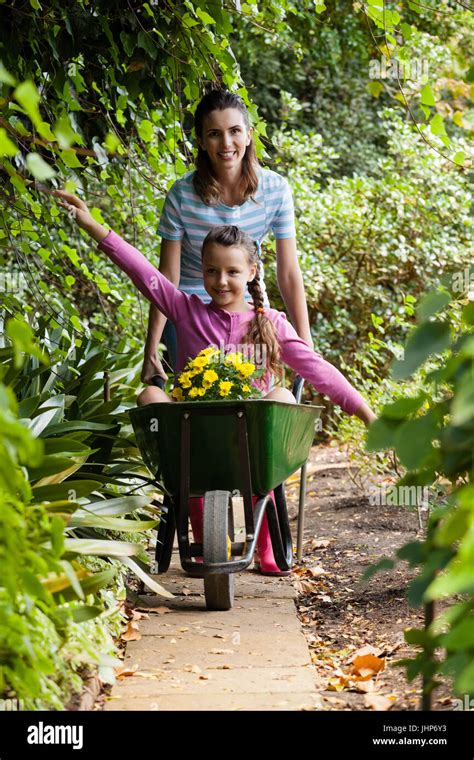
141;353;168;385
356;402;377;427
53;190;109;243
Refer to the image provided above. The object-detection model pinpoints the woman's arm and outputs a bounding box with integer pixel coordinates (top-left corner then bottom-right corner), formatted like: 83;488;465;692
142;238;182;383
275;237;313;347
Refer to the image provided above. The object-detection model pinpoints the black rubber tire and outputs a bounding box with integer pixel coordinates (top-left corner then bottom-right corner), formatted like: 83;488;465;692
155;498;175;573
203;490;235;611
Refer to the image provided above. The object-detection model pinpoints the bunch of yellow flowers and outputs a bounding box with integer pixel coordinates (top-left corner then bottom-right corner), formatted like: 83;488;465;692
171;346;264;402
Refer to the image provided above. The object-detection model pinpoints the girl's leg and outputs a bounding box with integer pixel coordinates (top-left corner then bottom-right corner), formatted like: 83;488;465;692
264;387;296;404
137;386;172;405
188;497;204;564
253;492;291;576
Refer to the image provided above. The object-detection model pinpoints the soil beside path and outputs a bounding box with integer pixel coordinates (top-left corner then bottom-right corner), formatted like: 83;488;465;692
287;443;453;711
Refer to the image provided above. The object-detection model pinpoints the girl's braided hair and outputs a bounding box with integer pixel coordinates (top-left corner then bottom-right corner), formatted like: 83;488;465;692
201;225;281;376
193;90;259;207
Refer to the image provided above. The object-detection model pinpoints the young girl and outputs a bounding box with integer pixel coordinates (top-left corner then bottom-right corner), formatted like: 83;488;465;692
54;190;377;575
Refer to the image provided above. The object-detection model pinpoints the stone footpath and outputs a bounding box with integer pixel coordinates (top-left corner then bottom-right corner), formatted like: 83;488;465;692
105;550;321;711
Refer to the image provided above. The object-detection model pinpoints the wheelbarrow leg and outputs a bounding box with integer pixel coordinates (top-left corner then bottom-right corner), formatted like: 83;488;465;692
154;496;175;574
296;460;308;562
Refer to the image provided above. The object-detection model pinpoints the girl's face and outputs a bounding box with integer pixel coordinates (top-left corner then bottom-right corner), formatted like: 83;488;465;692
202;243;257;312
197;108;252;173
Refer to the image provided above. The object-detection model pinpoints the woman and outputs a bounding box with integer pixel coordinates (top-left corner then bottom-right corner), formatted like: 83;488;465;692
141;88;312;387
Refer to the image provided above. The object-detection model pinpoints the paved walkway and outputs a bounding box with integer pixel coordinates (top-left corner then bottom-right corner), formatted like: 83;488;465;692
105;551;321;711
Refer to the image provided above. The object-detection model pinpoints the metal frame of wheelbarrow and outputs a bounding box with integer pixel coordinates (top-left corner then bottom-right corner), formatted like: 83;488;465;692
175;403;294;577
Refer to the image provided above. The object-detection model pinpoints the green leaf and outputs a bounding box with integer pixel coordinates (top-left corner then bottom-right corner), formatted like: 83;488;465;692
63;537;143;557
0;62;17;86
453;151;465;167
417;290;451;321
394;412;439;470
60;149;83;168
14;80;41;124
430;114;447;137
55;605;103;624
367;81;384;98
52;568;116;602
119;556;174;598
0;128;18;157
381;395;427;419
195;7;216;24
420;85;436;107
70;514;158;531
391;321;452;380
365;416;402;451
79;495;153;516
26;152;56;180
31;480;102;501
137;119;154;142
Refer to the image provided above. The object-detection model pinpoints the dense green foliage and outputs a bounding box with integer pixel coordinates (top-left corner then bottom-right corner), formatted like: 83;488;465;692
0;0;473;709
366;274;474;700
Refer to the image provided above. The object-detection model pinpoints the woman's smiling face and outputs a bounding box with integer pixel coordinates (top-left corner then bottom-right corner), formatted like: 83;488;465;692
202;242;257;311
197;108;252;173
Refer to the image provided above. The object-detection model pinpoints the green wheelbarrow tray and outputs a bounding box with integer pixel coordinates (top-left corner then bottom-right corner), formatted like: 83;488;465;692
129;399;322;496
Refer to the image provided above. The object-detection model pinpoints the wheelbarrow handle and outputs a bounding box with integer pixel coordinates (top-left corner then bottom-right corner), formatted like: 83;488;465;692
150;375;166;389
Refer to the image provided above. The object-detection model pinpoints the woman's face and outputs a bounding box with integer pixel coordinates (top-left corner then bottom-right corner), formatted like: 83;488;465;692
197;108;252;173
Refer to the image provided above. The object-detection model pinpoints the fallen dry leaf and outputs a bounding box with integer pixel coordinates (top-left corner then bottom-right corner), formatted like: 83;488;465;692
209;648;235;655
350;654;385;680
116;665;138;679
364;694;392;711
349;645;383;661
307;565;327;577
121;621;141;642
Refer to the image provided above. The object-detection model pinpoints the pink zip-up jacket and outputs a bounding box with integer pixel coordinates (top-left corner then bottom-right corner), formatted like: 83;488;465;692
98;230;366;416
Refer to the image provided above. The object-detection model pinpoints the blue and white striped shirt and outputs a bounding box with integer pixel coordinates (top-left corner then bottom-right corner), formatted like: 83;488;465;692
157;167;296;303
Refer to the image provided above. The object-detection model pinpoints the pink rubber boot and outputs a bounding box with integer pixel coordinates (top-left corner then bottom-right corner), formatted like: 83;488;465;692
188;497;204;563
253;492;291;576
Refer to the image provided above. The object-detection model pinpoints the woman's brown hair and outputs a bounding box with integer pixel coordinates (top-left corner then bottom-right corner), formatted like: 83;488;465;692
201;225;281;376
193;90;259;206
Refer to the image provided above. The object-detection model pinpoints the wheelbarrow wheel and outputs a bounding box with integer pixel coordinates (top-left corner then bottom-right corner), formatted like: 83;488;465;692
203;490;235;611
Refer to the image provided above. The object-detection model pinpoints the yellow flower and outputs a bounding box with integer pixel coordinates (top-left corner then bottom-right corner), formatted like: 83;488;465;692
224;352;242;367
190;355;209;370
242;384;251;393
219;381;233;397
179;371;192;388
188;367;202;377
203;369;218;386
171;387;184;401
197;387;206;396
189;387;200;398
238;362;255;378
198;347;219;358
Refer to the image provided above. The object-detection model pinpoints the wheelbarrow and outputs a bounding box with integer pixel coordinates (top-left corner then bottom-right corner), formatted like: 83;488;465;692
129;378;322;610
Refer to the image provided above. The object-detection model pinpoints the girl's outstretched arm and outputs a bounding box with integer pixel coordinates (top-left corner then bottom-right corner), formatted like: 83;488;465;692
54;190;109;242
274;311;377;426
53;190;188;324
